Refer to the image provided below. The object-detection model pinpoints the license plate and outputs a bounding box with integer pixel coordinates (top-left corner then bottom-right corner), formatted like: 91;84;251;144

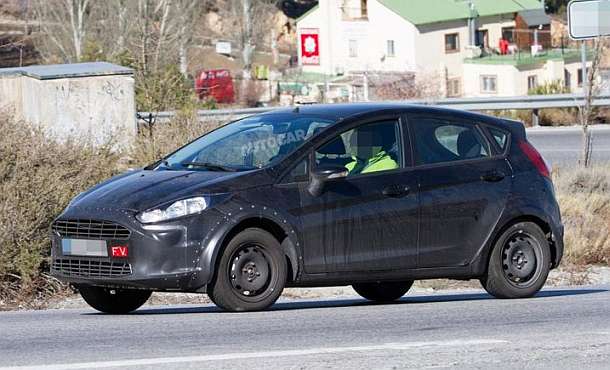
61;239;108;257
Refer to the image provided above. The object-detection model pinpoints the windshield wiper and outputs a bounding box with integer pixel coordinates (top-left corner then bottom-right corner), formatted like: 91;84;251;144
180;161;239;172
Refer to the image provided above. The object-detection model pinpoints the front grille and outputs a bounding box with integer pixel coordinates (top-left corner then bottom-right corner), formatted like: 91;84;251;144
52;259;132;278
52;219;131;240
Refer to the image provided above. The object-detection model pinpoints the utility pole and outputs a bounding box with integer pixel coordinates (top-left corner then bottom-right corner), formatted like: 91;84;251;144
363;72;369;102
581;41;588;93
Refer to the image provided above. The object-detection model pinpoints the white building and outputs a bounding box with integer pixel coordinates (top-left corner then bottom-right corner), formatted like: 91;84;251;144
297;0;591;98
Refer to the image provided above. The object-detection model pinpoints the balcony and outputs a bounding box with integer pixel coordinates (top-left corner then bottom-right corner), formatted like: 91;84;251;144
464;49;588;67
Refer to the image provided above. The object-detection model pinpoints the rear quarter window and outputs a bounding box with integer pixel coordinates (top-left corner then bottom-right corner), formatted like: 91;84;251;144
487;127;510;153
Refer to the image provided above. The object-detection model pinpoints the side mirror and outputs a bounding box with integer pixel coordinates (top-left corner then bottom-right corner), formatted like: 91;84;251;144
308;166;348;197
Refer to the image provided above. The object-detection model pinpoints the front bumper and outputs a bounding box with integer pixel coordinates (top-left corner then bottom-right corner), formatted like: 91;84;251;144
50;206;225;292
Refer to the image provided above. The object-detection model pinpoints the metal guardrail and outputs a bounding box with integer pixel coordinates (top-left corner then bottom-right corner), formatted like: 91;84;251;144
137;93;610;122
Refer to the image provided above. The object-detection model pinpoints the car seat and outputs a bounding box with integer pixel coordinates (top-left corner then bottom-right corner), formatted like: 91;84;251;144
457;129;483;159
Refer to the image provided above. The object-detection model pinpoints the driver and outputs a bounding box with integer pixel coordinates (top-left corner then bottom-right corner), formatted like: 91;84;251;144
345;127;398;175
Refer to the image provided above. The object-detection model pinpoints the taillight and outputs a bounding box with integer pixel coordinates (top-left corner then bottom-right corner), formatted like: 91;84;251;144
518;140;550;178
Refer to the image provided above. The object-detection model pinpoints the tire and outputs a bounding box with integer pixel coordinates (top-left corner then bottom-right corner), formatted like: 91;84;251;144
480;222;551;299
78;286;151;314
208;228;287;312
352;281;414;302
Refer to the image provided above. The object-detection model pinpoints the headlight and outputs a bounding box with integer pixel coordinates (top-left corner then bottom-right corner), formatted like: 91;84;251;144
136;197;208;223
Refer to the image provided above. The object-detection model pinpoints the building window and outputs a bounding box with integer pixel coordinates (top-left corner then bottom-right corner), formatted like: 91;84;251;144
501;27;515;44
445;33;459;53
527;75;538;91
475;29;489;48
578;68;585;87
564;69;572;90
386;40;395;57
481;75;497;93
349;39;358;57
361;0;368;18
341;0;368;20
447;78;461;97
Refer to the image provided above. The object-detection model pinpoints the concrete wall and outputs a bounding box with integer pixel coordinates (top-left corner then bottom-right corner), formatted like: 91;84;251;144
0;74;135;145
0;75;22;110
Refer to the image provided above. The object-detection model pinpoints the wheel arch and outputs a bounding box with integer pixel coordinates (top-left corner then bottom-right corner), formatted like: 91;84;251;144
474;214;557;276
201;215;301;286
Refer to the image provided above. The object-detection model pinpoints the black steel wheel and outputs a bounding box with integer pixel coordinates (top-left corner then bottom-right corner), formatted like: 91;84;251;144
78;286;151;314
481;222;551;299
352;281;414;302
208;228;287;312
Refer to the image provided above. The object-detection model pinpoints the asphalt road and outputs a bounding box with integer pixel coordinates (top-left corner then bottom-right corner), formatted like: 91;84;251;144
527;125;610;167
1;286;609;370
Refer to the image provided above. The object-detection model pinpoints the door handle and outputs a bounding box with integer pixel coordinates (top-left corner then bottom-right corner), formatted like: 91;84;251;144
481;171;506;182
382;184;410;198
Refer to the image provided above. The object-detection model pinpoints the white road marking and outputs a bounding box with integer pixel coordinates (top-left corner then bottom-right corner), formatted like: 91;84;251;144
0;339;508;370
540;149;610;152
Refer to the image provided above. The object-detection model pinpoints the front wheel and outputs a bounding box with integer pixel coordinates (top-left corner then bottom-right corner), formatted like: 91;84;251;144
208;228;287;312
352;281;414;302
480;222;551;299
78;286;151;314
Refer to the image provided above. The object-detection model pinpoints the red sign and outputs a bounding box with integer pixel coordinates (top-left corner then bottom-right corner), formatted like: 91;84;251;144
300;29;320;65
111;245;128;258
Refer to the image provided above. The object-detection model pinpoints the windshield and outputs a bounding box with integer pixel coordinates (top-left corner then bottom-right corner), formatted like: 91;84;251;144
159;114;334;171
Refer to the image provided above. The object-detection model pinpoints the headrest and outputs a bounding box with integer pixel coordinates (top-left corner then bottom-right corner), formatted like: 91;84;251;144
457;130;482;158
318;136;346;155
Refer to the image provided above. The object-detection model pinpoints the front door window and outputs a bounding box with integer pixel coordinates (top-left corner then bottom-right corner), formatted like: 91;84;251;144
315;120;402;176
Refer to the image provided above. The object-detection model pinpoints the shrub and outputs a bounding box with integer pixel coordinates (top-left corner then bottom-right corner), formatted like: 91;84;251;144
0;109;232;309
528;80;570;95
0;112;121;307
482;108;578;127
553;166;610;265
130;111;224;167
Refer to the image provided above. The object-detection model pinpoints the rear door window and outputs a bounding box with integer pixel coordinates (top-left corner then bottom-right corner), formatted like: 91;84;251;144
410;117;491;165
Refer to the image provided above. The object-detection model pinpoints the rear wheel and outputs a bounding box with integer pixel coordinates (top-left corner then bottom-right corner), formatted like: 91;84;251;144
208;228;287;312
481;222;551;299
78;286;151;314
352;281;414;302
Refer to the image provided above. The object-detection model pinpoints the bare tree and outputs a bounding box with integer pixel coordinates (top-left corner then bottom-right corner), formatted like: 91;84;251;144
31;0;92;63
91;0;134;58
224;0;277;101
373;72;444;101
173;0;204;77
126;0;203;75
578;38;606;168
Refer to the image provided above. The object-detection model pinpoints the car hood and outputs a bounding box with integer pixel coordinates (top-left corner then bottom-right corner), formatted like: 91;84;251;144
69;169;272;211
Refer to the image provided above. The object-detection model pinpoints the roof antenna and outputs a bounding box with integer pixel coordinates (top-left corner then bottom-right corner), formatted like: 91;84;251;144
293;105;300;113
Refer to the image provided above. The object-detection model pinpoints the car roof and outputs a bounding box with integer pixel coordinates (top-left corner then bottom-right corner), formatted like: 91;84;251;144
266;103;502;124
269;103;417;120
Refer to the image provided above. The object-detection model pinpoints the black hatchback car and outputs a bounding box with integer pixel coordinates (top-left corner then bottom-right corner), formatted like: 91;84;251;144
50;104;563;313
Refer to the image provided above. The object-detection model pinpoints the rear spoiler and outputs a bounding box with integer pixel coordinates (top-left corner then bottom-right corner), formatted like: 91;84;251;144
501;118;527;141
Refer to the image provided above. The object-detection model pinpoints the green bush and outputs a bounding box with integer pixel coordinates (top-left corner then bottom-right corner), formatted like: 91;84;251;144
528;80;570;95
